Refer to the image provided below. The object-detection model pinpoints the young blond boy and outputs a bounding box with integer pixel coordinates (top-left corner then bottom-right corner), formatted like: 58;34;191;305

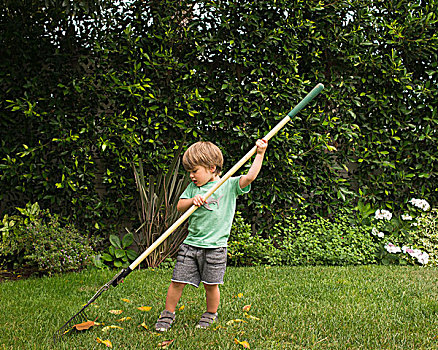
155;139;267;331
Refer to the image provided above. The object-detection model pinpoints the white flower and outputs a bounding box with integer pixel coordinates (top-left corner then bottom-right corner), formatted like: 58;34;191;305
375;209;393;220
409;198;430;211
401;214;412;221
407;248;422;259
371;227;384;237
417;252;429;265
385;243;401;254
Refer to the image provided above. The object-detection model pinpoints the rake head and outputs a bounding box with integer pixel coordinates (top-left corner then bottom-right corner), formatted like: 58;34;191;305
53;307;89;343
53;267;132;343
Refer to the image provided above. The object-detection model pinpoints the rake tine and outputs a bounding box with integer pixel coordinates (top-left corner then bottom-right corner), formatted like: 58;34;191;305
54;267;132;343
53;308;88;343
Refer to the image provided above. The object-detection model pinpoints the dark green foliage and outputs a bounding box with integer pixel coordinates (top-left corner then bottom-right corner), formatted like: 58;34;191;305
227;212;279;266
0;202;94;274
0;0;436;237
131;140;190;267
272;213;381;266
228;210;381;266
100;233;138;269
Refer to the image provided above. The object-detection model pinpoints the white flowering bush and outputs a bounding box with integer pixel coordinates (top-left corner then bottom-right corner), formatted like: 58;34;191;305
371;198;434;266
410;208;438;266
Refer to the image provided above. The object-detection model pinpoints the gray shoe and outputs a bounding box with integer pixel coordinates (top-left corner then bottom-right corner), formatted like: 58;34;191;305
196;312;218;329
155;310;176;332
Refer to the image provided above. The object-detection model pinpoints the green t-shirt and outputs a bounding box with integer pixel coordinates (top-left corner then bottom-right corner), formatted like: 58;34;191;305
180;176;250;248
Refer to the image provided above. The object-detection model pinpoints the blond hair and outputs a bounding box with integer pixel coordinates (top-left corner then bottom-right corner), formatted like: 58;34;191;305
182;141;223;175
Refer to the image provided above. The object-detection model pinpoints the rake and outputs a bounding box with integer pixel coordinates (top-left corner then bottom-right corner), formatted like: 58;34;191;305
53;83;324;342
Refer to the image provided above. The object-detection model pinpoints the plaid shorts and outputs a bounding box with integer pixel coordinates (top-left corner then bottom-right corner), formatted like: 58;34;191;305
171;244;227;288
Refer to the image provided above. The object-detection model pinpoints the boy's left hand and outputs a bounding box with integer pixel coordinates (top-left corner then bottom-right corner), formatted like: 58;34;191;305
256;139;268;154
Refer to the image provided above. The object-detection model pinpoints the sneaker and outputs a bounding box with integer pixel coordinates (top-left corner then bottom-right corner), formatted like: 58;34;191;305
196;312;218;329
155;310;176;332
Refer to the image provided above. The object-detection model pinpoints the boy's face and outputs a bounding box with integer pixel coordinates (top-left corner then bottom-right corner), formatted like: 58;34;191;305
189;165;217;187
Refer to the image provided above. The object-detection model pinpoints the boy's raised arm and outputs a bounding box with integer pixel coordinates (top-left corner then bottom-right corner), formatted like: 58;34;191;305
239;139;267;189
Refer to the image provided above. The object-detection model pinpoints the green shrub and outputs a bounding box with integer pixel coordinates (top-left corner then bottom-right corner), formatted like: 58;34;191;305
228;212;280;266
412;209;438;266
0;202;95;275
370;199;434;266
100;233;138;268
271;213;380;266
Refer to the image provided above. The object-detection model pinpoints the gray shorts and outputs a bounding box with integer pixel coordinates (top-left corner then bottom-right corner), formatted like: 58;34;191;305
171;244;227;288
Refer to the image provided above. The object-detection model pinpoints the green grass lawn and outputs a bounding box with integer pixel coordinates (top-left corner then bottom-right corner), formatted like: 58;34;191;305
1;266;438;349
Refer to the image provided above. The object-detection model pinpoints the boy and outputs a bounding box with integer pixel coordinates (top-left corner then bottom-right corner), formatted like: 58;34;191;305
155;139;268;331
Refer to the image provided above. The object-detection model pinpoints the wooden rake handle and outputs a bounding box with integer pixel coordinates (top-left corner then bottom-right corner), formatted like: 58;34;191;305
129;83;324;270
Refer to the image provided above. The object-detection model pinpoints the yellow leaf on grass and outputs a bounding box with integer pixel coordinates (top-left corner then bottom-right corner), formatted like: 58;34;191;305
108;310;123;315
158;339;175;348
242;304;251;312
137;306;152;312
115;317;132;322
226;319;247;326
96;337;113;348
178;305;185;311
121;298;131;303
140;321;148;330
234;338;250;349
237;293;243;298
102;325;123;332
244;312;260;321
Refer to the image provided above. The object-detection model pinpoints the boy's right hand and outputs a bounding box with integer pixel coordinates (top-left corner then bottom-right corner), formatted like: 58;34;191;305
193;194;205;207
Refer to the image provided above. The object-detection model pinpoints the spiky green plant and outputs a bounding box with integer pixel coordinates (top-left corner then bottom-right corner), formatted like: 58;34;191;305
131;141;190;268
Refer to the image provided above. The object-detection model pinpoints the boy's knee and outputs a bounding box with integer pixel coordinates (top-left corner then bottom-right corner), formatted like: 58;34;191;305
203;283;218;291
170;281;186;290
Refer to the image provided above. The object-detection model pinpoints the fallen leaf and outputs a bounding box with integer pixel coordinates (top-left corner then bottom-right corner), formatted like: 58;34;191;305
213;325;225;330
139;321;148;330
178;305;185;311
226;319;247;326
115;317;132;322
121;298;131;303
244;312;260;321
74;320;96;331
96;337;113;348
237;293;243;298
137;306;152;312
158;339;175;348
242;304;251;312
73;317;99;331
109;309;123;315
102;325;123;332
234;338;250;349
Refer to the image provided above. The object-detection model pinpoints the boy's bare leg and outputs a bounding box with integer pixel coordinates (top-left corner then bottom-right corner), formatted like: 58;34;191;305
165;281;186;313
204;283;220;313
